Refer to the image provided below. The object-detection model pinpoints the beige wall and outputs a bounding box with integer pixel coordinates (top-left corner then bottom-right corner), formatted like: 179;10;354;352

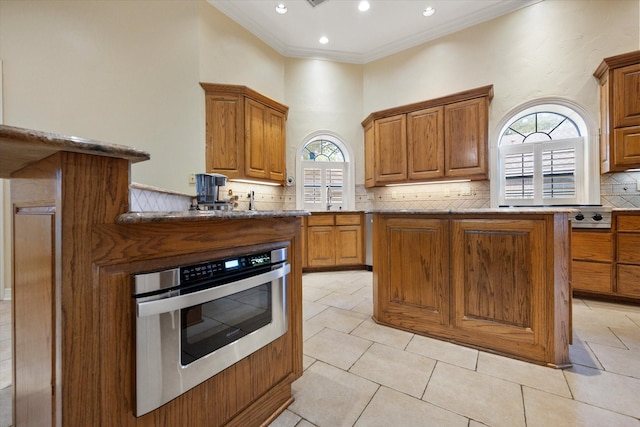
284;58;364;185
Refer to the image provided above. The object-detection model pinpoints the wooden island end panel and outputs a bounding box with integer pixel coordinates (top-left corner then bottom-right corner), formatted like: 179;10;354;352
373;213;571;368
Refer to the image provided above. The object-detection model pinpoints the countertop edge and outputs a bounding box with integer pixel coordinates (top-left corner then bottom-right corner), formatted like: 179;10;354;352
116;210;310;223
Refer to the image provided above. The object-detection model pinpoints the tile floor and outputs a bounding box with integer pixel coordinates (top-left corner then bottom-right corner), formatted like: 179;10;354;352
269;270;640;427
1;272;640;427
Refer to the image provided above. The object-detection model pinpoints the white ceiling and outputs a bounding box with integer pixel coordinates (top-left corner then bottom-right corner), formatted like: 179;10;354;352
208;0;543;64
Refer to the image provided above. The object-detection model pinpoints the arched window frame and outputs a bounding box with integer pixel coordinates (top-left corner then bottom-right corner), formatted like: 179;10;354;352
491;98;600;207
296;132;355;211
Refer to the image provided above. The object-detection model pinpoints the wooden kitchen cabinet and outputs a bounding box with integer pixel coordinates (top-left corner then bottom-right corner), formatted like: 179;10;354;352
305;213;364;269
615;212;640;300
201;83;288;185
571;229;614;294
362;85;492;187
594;51;640;173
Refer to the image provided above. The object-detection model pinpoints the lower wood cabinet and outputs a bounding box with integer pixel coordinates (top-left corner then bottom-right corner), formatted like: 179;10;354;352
571;229;614;294
373;212;571;367
615;212;640;300
572;213;640;303
305;213;364;269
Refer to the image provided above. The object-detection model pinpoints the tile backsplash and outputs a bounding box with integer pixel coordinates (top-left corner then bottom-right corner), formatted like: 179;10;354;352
130;171;640;213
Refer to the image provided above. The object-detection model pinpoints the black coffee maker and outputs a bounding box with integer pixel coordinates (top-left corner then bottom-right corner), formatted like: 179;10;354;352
195;173;232;210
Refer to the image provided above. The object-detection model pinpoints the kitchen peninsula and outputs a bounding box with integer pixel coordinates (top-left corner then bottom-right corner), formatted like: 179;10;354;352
1;124;305;426
372;210;572;368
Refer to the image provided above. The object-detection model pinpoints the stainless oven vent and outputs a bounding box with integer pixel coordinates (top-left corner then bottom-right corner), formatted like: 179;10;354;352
306;0;327;7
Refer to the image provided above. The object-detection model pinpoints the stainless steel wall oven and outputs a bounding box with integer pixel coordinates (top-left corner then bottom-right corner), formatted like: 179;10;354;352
133;247;290;416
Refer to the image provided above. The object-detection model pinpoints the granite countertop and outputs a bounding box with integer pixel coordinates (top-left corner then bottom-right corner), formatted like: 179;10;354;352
371;207;578;214
0;124;150;178
117;209;310;223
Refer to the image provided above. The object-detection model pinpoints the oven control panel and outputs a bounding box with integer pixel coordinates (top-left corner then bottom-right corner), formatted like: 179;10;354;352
180;251;273;284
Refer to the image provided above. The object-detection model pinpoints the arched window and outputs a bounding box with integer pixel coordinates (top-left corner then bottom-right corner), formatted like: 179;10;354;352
298;134;352;211
497;102;596;206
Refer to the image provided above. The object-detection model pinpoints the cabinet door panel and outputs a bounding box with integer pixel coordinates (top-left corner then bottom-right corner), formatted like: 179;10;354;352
335;214;361;226
407;107;444;180
374;115;407;182
336;225;363;265
245;99;268;179
613;125;640;167
444;98;488;178
617;265;640;298
451;219;545;360
364;121;375;187
376;218;450;327
307;226;336;267
267;108;286;182
572;261;613;293
14;209;55;427
613;64;640;128
205;94;242;177
617;233;640;264
572;230;613;262
617;215;640;231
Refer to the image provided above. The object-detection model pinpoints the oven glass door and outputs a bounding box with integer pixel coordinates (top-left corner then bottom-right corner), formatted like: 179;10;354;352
181;282;272;365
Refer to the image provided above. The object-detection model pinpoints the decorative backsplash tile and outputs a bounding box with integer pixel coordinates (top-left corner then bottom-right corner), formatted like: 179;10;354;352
130;184;192;212
130;170;640;213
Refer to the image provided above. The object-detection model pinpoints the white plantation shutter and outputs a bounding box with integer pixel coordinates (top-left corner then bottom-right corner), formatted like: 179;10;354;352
302;162;347;210
501;137;582;205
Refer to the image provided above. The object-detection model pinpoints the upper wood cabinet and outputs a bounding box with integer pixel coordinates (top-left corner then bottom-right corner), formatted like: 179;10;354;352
362;85;492;187
201;83;289;185
594;51;640;173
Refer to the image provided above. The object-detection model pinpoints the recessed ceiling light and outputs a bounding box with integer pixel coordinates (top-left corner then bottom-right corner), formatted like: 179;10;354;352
422;6;435;17
275;3;287;14
358;1;370;12
319;36;329;44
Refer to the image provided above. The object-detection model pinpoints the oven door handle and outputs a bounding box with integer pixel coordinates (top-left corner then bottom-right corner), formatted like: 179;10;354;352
137;263;290;318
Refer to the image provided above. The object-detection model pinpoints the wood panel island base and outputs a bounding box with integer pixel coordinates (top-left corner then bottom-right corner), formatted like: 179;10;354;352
2;124;305;427
372;211;572;368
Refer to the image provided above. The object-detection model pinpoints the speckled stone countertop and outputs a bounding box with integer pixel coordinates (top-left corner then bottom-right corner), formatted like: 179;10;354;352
117;209;310;223
370;207;577;214
0;124;150;178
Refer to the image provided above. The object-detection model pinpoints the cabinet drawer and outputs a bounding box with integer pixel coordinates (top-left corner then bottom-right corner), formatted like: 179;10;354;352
617;215;640;232
572;261;613;293
335;214;362;226
572;230;613;262
617;234;640;263
617;265;640;298
307;214;335;226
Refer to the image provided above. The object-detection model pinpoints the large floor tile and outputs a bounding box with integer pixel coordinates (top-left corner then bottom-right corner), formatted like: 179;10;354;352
523;386;640;427
349;343;435;398
0;360;10;390
302;300;329;320
405;334;478;370
476;352;572;397
569;338;604;369
611;326;640;351
354;386;468;427
289;361;378;427
303;286;333;302
423;362;525;427
317;291;368;310
304;328;372;370
350;320;413;349
303;306;369;335
588;342;640;378
0;386;11;427
564;364;640;419
269;409;302;427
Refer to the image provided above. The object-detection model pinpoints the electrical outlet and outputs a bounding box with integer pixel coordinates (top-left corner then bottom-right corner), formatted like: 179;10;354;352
391;191;397;199
637;178;640;192
188;174;196;184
